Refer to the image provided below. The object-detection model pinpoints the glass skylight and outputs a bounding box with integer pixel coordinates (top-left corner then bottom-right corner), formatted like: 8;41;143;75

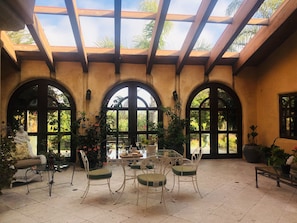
3;0;287;64
168;0;201;15
36;14;76;47
76;0;114;10
193;23;228;51
80;17;114;47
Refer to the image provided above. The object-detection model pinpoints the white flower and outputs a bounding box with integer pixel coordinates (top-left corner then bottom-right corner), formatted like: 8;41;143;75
286;155;295;165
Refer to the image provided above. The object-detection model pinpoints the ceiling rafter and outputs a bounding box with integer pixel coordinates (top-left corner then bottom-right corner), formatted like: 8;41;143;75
176;0;218;75
0;31;20;69
114;0;121;74
233;0;297;75
146;0;171;75
205;0;264;76
26;14;55;72
34;6;269;26
65;0;88;73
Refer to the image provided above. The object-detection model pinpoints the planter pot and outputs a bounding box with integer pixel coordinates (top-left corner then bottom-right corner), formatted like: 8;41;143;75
290;163;297;180
281;164;291;175
243;144;262;163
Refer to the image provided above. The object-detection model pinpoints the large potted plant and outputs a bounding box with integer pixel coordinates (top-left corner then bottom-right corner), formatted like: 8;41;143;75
243;125;262;163
73;111;108;169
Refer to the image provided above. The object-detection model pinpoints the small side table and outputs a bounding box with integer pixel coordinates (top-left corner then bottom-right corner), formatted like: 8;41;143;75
26;161;75;196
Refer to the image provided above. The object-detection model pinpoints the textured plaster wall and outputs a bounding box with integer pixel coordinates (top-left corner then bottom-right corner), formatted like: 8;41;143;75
256;30;297;153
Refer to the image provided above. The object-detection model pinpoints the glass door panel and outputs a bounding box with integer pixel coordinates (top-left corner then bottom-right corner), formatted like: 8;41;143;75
229;133;238;154
27;111;38;133
118;110;128;131
218;133;227;154
137;110;147;131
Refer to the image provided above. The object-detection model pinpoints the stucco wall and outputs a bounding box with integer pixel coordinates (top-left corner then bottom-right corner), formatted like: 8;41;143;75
255;30;297;153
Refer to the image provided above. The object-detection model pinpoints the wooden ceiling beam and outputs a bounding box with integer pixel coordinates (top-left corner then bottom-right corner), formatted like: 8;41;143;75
27;14;55;72
0;31;20;69
233;0;297;75
146;0;171;74
176;0;218;75
205;0;264;76
65;0;88;73
114;0;121;74
34;6;268;25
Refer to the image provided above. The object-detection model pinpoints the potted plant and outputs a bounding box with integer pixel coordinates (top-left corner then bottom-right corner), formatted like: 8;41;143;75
269;145;290;173
260;137;290;174
0;136;17;195
243;125;262;163
72;110;109;169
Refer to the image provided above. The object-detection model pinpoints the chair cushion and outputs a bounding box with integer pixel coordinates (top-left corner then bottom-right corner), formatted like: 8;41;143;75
172;165;196;176
14;158;41;169
88;168;112;180
137;173;166;187
130;162;153;170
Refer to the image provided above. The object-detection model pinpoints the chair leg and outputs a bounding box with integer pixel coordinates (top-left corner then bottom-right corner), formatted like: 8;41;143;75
107;178;114;200
192;176;202;198
172;173;176;192
177;176;181;193
81;183;90;203
136;182;140;205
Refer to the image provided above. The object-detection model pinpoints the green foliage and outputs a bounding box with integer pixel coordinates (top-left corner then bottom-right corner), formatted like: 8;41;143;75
133;0;173;49
7;30;34;44
95;37;115;48
259;138;290;167
247;125;258;145
0;137;17;194
269;145;290;167
156;101;187;155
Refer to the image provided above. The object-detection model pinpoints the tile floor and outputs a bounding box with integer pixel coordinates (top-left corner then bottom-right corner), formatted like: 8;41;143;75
0;159;297;223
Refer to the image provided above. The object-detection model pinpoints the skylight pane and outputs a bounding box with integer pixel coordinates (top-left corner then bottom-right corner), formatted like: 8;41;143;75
76;0;114;10
212;0;243;17
163;21;191;50
228;25;260;52
36;14;76;47
122;0;147;11
80;17;114;47
35;0;65;7
168;0;201;14
193;23;227;51
121;19;153;49
253;0;285;18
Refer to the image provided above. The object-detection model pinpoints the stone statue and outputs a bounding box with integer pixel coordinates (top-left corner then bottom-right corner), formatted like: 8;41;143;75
14;125;34;157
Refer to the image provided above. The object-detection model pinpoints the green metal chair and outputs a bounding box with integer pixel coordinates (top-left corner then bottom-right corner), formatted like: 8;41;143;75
79;150;113;203
171;148;202;197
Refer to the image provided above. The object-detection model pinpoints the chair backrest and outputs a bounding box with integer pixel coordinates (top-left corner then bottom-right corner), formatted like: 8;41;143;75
191;148;203;170
140;155;171;175
146;145;156;157
80;150;90;174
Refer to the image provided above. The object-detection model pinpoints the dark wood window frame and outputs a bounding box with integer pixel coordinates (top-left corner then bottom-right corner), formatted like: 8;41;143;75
279;92;297;139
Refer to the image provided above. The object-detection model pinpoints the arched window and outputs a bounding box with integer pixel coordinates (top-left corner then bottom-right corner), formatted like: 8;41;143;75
7;80;76;160
103;81;161;158
186;82;242;159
